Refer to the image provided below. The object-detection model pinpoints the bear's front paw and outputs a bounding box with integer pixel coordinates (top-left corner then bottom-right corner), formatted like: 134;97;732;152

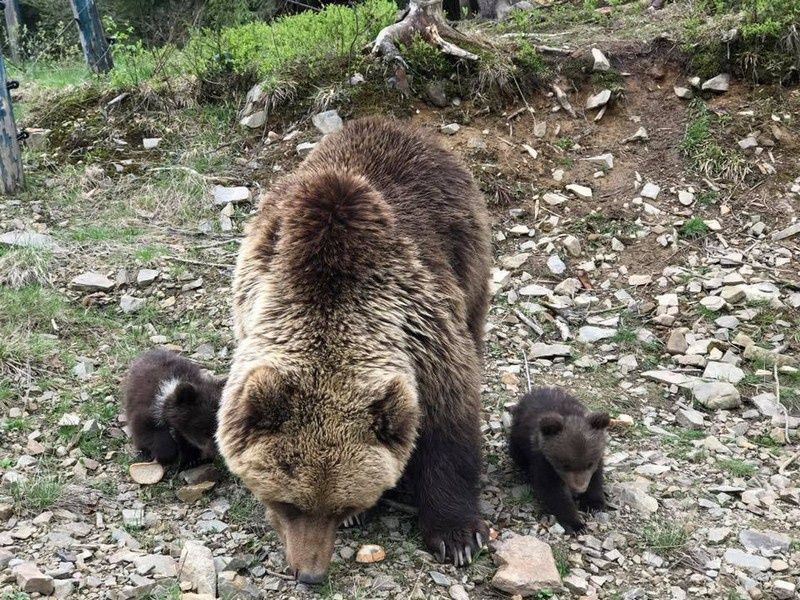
560;518;586;535
341;510;369;528
578;495;606;513
422;517;489;567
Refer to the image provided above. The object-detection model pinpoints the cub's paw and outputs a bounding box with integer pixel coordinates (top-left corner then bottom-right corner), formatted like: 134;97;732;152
560;518;586;535
422;518;489;567
578;495;606;513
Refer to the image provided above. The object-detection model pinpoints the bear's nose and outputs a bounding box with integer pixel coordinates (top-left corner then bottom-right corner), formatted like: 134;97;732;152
296;570;326;585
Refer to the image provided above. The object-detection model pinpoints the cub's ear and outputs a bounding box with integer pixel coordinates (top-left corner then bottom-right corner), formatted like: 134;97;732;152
173;382;197;405
539;413;564;436
369;378;420;449
588;411;611;430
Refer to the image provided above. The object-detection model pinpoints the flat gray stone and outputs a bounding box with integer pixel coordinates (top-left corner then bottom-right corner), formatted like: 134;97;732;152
703;361;745;384
738;529;791;557
591;48;610;71
693;381;741;410
491;534;561;596
529;343;572;359
578;326;617;344
70;272;115;292
723;548;770;572
0;230;64;252
179;541;216;596
772;222;800;241
702;73;730;92
212;185;251;206
312;110;343;135
586;89;611;110
14;562;54;595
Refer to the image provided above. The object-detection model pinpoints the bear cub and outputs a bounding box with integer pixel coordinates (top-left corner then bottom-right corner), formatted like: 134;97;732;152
123;348;225;466
509;387;610;533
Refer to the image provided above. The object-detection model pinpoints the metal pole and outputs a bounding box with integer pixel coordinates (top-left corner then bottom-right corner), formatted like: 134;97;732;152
3;0;22;62
69;0;113;73
0;49;23;193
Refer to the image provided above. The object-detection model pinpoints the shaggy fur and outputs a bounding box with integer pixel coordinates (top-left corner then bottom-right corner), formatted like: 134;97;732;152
217;117;491;583
124;348;225;465
509;387;610;533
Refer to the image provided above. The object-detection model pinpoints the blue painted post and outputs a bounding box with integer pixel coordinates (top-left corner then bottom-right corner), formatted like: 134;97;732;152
0;49;23;193
69;0;113;73
3;0;23;62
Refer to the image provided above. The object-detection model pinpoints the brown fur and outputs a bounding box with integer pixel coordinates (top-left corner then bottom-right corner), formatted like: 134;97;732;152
123;348;225;465
509;387;610;533
217;117;491;582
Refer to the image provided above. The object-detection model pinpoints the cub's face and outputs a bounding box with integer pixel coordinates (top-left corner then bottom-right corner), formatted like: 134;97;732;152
538;411;609;494
217;365;419;584
163;381;221;459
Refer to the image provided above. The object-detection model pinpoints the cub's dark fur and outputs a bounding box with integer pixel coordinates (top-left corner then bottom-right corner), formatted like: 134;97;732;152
123;348;225;465
509;387;610;533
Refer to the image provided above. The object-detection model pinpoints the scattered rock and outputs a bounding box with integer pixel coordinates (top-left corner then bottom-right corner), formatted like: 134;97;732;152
529;343;572;359
667;330;688;354
136;269;160;286
578;326;617;343
640;183;660;200
723;548;770;572
738;529;791;556
547;255;566;275
771;221;800;241
491;534;561;596
615;483;659;514
676;408;705;429
591;48;611;71
212;185;250;206
674;86;692;99
702;73;730;92
70;271;115;292
239;110;266;128
14;562;54;595
179;541;216;596
441;123;461;135
120;295;146;314
0;230;64;252
692;381;741;410
356;544;386;563
703;361;745;384
142;138;162;150
586;89;612;110
296;141;317;156
129;461;165;485
311;110;343;135
566;183;593;198
562;235;582;257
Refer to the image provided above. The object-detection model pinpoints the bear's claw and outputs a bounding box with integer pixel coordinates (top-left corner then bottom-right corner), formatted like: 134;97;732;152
424;518;488;567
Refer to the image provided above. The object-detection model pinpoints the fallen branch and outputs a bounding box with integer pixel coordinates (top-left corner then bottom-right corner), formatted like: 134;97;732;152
165;255;231;269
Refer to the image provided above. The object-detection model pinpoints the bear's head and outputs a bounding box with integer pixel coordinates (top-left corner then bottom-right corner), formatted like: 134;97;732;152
537;410;609;494
217;365;419;584
162;376;225;460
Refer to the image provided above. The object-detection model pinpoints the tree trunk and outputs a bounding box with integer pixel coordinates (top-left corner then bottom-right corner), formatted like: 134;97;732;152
370;0;480;66
3;0;22;63
0;50;23;193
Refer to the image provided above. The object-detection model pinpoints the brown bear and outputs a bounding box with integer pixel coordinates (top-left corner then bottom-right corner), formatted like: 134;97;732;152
217;117;491;584
509;387;610;533
124;348;225;466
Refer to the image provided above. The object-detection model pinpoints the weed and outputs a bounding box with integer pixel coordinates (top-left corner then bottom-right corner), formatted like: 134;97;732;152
680;217;710;239
717;458;757;477
554;136;575;151
11;476;64;512
2;417;31;432
551;543;571;577
643;520;688;554
696;190;719;206
0;247;54;289
612;327;638;348
68;225;142;243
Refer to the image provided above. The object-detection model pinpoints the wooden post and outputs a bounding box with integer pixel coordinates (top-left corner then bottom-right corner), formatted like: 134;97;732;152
3;0;23;63
0;49;23;193
69;0;113;73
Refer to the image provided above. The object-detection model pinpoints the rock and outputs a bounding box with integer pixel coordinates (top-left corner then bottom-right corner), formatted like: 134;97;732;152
547;255;566;275
0;503;12;520
519;284;551;297
583;153;614;170
723;549;770;572
703;361;745;384
720;285;746;304
129;461;165;485
441;123;461;135
774;581;796;599
533;121;547;138
449;584;470;600
702;73;730;92
674;86;692;99
134;554;178;578
122;508;146;529
239;110;266;128
491;534;561;596
678;190;695;205
738;136;758;150
179;541;216;596
667;330;688;354
586;89;611;110
615;483;658;514
529;343;571;359
676;408;705;429
640;183;660;199
591;48;610;71
430;571;452;586
212;185;250;206
217;571;261;600
623;127;649;143
120;295;146;314
0;230;64;252
501;253;530;270
70;271;115;292
425;81;448;107
311;110;343;135
566;183;593;198
578;326;617;343
562;235;582;257
693;381;741;410
738;530;790;556
176;481;215;503
751;393;780;417
700;296;726;311
628;274;652;286
180;463;221;485
771;222;800;241
715;316;740;329
543;192;568;206
356;544;386;563
296;141;317;156
142;138;162;150
14;562;54;595
136;269;160;286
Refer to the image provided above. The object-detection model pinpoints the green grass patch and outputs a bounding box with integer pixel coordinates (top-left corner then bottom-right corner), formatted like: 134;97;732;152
680;217;710;239
11;476;64;512
68;225;143;243
643;519;689;554
717;458;757;477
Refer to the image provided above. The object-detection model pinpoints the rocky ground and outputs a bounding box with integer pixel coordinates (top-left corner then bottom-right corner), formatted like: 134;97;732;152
1;8;800;599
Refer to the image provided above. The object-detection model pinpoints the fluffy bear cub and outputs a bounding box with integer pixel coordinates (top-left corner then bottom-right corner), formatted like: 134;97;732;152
509;387;610;533
124;348;225;465
217;117;492;584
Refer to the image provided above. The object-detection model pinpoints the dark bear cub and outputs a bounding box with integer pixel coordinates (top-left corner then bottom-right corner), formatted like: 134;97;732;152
123;348;225;466
509;387;610;533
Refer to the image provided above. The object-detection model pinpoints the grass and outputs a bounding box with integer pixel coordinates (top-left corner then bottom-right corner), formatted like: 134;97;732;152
0;246;54;289
643;520;689;554
10;476;64;513
2;417;32;432
68;225;143;243
551;543;571;577
680;100;752;183
717;458;757;477
680;217;710;239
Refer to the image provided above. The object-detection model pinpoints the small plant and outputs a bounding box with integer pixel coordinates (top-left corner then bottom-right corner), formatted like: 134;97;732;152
718;458;757;477
554;136;575;151
11;476;63;512
643;520;688;554
681;217;709;239
2;417;31;432
551;543;571;577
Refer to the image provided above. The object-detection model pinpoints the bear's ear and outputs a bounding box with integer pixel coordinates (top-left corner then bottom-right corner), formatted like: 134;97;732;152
238;366;293;435
539;413;564;436
587;411;611;430
173;382;197;405
369;378;419;449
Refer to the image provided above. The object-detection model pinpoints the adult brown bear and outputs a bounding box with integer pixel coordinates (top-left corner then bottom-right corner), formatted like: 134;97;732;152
217;117;491;583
